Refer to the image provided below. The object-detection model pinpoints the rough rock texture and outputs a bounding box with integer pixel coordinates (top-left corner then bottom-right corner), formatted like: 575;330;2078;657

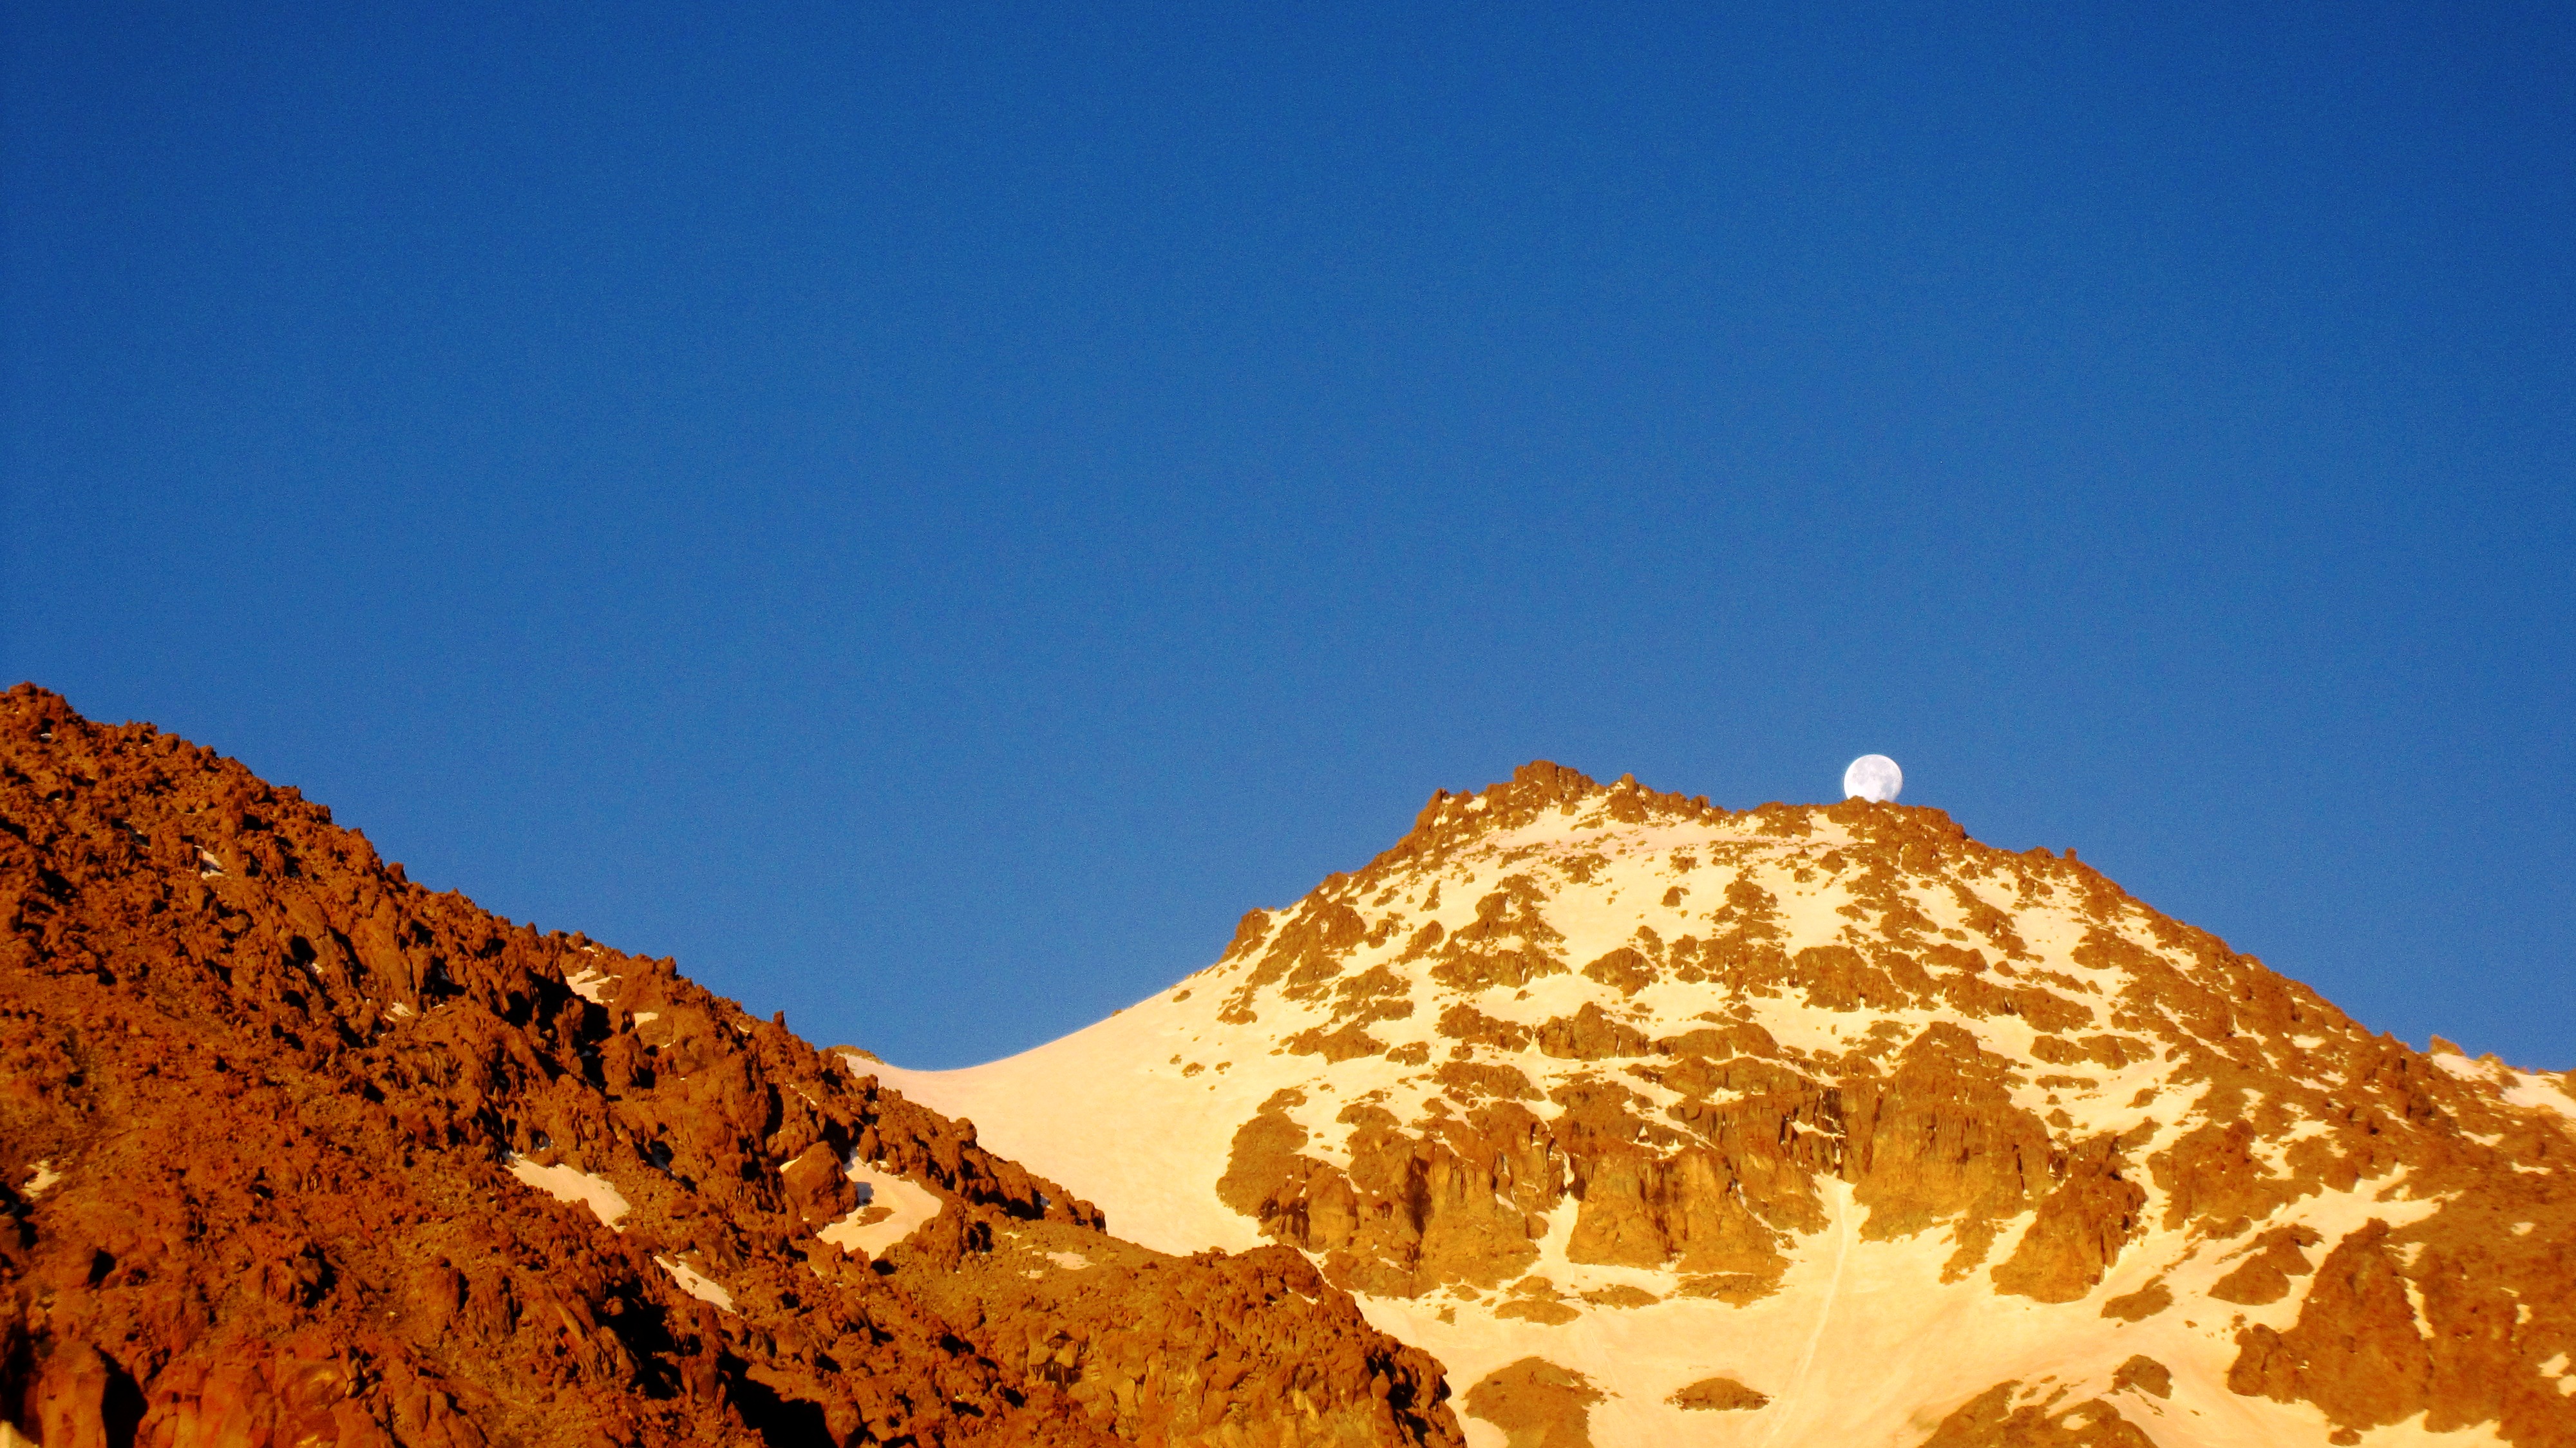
876;759;2576;1447
1919;1382;2155;1447
0;686;1461;1448
1663;1376;1765;1411
1455;1360;1596;1448
2109;1356;2170;1400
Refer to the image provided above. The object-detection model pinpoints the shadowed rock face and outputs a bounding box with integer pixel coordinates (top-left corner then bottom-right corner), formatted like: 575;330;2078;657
877;759;2576;1447
0;686;1463;1448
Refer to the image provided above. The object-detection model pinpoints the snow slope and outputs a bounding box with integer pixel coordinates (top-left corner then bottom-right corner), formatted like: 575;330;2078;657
873;766;2574;1448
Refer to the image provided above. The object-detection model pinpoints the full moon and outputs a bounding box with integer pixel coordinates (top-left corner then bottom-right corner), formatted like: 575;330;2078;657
1844;754;1903;803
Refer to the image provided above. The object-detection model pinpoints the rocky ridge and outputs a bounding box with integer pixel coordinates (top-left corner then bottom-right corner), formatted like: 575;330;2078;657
877;761;2576;1448
0;685;1462;1448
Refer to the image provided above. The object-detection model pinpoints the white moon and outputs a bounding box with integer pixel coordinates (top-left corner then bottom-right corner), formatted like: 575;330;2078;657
1844;754;1903;803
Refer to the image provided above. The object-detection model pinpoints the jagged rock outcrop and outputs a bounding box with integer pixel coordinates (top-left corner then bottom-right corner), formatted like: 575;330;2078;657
0;685;1462;1448
878;760;2576;1447
1454;1360;1596;1448
1919;1382;2155;1447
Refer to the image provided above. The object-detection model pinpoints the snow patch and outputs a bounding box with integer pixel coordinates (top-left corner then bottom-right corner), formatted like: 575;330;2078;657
819;1162;943;1259
2429;1051;2498;1085
503;1153;631;1229
564;966;614;1004
2501;1071;2576;1125
19;1161;61;1197
656;1256;735;1313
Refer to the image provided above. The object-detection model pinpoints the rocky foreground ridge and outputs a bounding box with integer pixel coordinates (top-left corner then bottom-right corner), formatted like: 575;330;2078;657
878;763;2576;1448
0;685;1463;1448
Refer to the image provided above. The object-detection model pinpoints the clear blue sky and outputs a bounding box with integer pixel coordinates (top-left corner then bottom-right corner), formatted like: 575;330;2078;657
6;4;2569;1069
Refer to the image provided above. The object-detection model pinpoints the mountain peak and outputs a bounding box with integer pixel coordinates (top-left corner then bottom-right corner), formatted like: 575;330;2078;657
884;761;2576;1447
1379;758;1987;881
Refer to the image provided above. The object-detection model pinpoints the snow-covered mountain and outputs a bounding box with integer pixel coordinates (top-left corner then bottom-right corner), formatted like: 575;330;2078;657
873;762;2576;1448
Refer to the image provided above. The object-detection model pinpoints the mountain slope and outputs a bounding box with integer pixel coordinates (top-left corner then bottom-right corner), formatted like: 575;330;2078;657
0;685;1461;1448
877;762;2576;1448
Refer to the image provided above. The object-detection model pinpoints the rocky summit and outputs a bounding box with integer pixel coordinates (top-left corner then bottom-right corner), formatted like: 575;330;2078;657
0;685;1458;1448
877;761;2576;1448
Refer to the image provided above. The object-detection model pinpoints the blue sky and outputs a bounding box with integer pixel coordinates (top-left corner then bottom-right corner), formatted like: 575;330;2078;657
6;3;2570;1068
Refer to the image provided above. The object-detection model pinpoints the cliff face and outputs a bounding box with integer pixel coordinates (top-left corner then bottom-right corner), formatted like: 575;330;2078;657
0;685;1462;1448
878;762;2576;1448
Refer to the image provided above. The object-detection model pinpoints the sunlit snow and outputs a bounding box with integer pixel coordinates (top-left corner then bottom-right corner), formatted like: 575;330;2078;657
655;1255;734;1313
818;1160;943;1259
502;1152;632;1230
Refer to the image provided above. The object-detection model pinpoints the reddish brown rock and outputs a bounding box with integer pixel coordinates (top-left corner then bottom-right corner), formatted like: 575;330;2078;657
1575;949;1654;998
2109;1356;2170;1400
2100;1285;2171;1324
1987;1135;2148;1304
1839;1024;2056;1275
2228;1220;2434;1433
1666;1376;1766;1411
1531;1005;1650;1063
0;686;1461;1448
2208;1225;2320;1306
1918;1383;2153;1447
1458;1359;1598;1448
1427;879;1566;993
1217;1091;1553;1298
